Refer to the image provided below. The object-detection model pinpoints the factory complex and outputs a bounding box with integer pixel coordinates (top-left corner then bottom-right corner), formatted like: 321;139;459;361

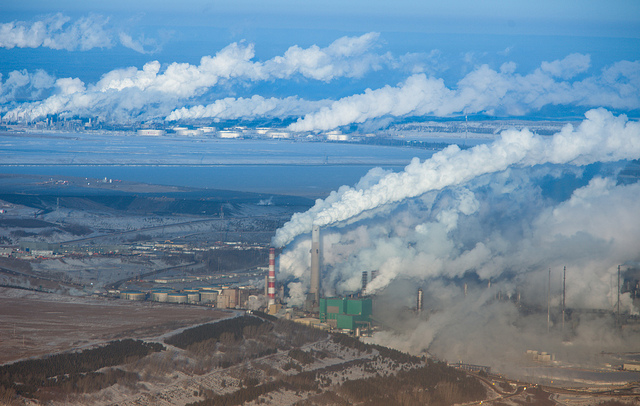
108;227;378;336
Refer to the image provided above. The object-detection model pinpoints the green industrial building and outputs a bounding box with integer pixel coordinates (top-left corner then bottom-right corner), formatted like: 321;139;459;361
319;297;372;331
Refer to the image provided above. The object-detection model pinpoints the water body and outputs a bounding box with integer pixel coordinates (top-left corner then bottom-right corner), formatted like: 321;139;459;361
0;164;404;197
0;132;438;196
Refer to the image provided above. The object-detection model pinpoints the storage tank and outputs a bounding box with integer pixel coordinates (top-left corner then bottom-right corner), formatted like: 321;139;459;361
129;292;145;301
151;290;169;302
200;290;218;303
120;290;145;301
167;293;188;304
186;292;200;303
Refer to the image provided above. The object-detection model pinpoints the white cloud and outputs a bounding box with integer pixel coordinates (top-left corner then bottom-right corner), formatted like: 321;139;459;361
289;55;639;132
118;32;160;55
2;33;389;122
540;53;591;79
1;32;639;126
262;32;388;81
0;13;165;55
0;13;112;51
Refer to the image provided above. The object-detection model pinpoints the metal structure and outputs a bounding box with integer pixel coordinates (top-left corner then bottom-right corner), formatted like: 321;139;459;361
361;271;368;295
319;297;373;331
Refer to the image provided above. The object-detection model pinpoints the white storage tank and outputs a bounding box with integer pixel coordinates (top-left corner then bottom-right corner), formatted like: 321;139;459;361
167;293;188;304
151;290;170;302
184;289;200;303
200;290;218;303
120;290;145;301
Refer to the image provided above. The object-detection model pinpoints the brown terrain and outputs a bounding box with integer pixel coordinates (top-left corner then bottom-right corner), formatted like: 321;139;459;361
0;288;228;364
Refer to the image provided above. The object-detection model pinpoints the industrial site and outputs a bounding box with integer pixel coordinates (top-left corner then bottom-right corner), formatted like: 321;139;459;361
1;120;640;405
2;0;639;403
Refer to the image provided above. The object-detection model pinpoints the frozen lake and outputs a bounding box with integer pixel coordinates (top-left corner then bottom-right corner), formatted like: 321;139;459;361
0;132;440;196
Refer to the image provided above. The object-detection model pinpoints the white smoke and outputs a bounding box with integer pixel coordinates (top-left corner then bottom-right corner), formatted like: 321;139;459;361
274;109;640;247
276;111;640;369
288;56;640;132
0;69;56;104
166;95;330;121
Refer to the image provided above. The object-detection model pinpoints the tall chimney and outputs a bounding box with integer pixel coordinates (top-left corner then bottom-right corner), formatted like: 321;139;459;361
417;288;424;314
562;266;566;334
547;267;551;334
310;226;321;305
267;248;276;306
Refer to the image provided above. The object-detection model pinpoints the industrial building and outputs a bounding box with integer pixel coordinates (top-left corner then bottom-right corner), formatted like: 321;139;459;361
319;297;373;332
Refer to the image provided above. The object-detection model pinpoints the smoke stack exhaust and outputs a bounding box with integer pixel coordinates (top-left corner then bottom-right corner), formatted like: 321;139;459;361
361;271;368;295
310;225;321;305
268;248;276;306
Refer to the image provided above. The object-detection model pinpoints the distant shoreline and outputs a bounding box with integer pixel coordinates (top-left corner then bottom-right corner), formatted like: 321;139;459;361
0;162;411;167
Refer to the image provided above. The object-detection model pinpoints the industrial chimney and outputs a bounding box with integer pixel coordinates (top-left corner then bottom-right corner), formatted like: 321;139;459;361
361;271;368;296
267;248;276;306
309;225;321;306
417;288;424;314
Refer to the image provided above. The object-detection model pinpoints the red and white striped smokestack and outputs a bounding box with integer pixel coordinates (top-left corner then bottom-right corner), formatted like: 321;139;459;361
268;247;276;306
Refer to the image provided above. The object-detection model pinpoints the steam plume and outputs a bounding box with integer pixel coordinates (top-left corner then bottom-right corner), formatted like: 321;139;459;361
274;109;640;248
276;110;640;371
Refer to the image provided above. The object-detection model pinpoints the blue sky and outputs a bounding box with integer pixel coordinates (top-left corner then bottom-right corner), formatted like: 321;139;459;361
1;0;639;128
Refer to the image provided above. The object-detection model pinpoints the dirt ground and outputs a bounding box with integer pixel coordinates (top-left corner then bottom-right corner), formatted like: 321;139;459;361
0;288;229;364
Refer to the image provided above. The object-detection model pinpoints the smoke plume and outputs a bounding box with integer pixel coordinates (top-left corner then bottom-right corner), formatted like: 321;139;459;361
276;109;640;371
274;109;640;247
166;95;329;121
